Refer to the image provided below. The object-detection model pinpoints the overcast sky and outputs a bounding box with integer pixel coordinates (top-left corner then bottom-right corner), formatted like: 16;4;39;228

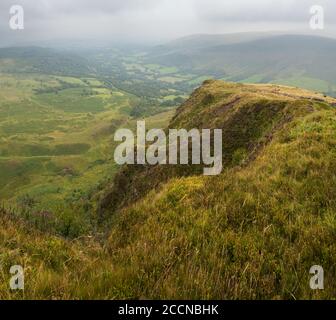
0;0;335;47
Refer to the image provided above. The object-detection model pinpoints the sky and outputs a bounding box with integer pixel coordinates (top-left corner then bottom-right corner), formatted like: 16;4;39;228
0;0;335;47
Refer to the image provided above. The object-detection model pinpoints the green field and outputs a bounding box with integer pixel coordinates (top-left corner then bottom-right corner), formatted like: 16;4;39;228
0;48;197;233
0;73;174;223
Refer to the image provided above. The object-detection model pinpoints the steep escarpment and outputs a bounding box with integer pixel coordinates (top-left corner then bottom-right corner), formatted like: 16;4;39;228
99;80;334;216
98;81;336;299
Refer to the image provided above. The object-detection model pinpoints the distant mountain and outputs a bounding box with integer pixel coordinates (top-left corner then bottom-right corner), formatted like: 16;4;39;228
152;32;279;53
0;47;92;76
146;34;336;95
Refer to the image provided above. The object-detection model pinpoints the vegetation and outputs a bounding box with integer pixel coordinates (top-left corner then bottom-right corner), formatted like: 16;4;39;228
1;80;336;299
0;71;173;232
0;47;91;76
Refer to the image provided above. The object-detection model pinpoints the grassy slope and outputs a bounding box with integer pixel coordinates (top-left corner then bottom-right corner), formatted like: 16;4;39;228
0;74;123;209
1;80;336;299
0;72;174;237
99;81;336;215
0;47;91;76
0;73;170;201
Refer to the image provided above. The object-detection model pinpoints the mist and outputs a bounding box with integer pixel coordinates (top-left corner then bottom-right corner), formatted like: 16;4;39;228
0;0;336;47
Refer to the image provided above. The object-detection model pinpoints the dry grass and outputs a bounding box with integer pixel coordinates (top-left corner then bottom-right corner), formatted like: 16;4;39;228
1;81;336;299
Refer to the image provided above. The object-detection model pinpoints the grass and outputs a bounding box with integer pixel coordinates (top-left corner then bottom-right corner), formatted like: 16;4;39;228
97;81;336;299
34;88;108;113
1;77;336;299
0;73;173;218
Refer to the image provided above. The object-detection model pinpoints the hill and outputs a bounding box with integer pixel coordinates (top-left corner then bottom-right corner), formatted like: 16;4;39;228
0;47;92;76
1;80;336;299
146;34;336;95
151;32;276;53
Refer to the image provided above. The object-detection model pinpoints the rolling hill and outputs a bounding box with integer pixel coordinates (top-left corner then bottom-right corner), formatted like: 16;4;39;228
146;34;336;95
1;80;336;299
0;47;92;76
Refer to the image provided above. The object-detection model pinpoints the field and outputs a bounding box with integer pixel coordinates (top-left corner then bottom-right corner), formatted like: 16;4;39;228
0;72;174;235
0;47;200;237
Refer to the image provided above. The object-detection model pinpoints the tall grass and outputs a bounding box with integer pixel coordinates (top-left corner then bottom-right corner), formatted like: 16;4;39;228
1;81;336;299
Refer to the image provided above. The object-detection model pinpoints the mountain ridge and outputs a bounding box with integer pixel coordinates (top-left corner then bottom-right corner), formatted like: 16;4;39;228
1;80;336;299
99;80;336;216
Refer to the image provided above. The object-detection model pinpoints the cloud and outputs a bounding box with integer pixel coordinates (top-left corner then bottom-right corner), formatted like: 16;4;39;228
0;0;335;46
193;0;336;22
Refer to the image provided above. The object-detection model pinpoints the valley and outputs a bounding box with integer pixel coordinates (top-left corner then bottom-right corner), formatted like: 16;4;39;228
0;70;176;235
1;33;336;299
0;43;227;224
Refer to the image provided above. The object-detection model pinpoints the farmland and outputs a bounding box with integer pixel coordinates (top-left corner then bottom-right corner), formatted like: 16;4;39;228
0;72;174;230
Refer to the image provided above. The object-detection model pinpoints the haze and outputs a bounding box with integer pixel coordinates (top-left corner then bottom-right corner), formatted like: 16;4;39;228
0;0;336;47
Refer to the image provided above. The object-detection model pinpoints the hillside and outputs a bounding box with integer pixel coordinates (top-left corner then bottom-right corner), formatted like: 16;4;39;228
1;80;336;299
100;80;336;215
0;71;175;237
0;47;92;76
146;34;336;95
